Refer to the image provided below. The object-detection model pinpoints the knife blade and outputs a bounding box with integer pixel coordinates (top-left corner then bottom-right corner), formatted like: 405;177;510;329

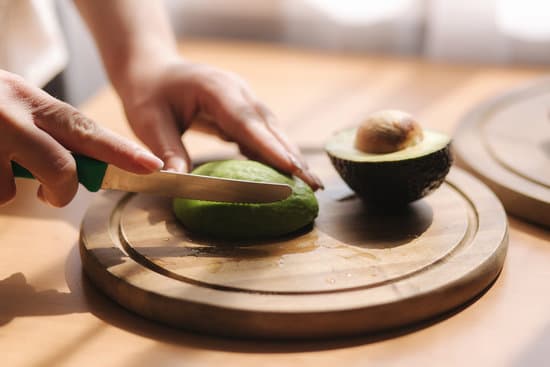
11;154;292;203
100;165;292;203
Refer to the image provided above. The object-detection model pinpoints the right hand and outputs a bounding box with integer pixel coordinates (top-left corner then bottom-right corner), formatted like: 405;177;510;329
117;60;324;190
0;70;163;207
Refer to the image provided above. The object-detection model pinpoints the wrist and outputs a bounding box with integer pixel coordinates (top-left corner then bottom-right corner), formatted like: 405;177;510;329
108;42;181;101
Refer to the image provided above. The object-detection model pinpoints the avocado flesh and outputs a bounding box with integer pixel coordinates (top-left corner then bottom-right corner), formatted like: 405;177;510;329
172;160;319;240
326;128;452;206
326;128;449;162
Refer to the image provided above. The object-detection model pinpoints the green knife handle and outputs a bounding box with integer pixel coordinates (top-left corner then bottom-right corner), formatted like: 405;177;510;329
11;153;108;192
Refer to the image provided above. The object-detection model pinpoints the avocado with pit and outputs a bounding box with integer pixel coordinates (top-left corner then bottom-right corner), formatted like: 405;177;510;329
325;110;452;206
172;160;319;240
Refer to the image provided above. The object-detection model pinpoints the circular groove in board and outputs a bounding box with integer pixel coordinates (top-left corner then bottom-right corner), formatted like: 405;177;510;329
80;159;508;339
454;77;550;227
118;183;471;295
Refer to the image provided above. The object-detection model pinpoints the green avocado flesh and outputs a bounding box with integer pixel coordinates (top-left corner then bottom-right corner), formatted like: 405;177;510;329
172;160;319;240
326;128;452;205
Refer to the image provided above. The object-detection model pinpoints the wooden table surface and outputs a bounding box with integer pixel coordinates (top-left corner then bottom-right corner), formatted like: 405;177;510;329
1;39;549;367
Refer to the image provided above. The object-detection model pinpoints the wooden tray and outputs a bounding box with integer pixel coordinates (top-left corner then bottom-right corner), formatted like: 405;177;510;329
79;154;508;339
454;78;550;227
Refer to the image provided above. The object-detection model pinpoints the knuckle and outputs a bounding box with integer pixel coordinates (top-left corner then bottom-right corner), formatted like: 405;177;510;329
43;155;77;207
0;73;32;107
255;101;272;116
198;77;222;95
0;70;24;89
220;70;243;84
33;99;65;121
67;110;97;140
0;100;34;141
232;105;259;124
35;100;98;142
198;70;243;93
225;73;245;88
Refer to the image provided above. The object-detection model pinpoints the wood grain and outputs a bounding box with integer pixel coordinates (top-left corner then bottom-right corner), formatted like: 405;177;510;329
80;152;508;339
454;78;550;227
2;39;547;367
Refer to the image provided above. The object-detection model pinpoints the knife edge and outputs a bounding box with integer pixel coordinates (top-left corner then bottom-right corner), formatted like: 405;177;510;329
101;165;293;203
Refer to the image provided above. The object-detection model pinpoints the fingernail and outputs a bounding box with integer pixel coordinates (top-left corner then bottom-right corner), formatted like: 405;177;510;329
304;170;324;191
164;158;188;173
287;153;323;189
287;153;324;190
136;151;164;171
312;173;324;190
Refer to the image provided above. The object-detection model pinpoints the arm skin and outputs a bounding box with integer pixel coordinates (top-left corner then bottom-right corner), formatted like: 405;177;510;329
73;0;322;190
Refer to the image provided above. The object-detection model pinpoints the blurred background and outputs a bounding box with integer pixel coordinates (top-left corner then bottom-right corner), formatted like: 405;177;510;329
2;0;549;105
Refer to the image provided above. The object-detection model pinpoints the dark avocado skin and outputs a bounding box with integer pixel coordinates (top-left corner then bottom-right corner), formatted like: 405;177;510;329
328;144;453;206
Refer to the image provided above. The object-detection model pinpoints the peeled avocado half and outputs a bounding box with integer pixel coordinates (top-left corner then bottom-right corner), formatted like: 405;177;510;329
326;111;452;206
172;160;319;240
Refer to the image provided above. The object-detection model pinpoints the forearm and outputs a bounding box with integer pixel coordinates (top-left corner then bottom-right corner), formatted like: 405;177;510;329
74;1;321;188
74;0;179;96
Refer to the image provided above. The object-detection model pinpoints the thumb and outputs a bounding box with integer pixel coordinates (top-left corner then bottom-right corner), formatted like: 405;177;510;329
126;103;191;173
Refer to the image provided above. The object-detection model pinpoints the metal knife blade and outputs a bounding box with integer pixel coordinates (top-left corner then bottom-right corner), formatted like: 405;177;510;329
100;165;292;203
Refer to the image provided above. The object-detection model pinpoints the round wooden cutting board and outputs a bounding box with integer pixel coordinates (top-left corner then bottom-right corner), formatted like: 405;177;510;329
454;78;550;227
80;154;508;339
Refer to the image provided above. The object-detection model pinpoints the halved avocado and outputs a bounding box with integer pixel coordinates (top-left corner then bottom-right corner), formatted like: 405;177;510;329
326;128;452;206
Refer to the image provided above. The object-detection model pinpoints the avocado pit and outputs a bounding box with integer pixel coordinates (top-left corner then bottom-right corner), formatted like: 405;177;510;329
354;110;424;154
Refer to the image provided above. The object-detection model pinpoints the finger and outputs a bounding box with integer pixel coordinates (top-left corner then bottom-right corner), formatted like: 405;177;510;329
211;90;322;190
19;86;163;174
247;118;321;190
238;144;262;162
11;125;78;207
239;87;322;189
213;95;294;170
254;103;306;165
254;102;324;189
127;103;191;172
0;159;16;206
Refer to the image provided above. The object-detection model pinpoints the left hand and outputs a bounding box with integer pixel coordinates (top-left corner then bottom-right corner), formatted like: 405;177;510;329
115;60;323;190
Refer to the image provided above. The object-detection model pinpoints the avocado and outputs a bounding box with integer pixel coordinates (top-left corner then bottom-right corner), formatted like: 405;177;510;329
172;160;319;240
325;111;452;206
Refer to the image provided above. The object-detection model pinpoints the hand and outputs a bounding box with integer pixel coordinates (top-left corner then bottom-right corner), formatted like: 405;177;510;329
117;60;323;190
0;70;163;207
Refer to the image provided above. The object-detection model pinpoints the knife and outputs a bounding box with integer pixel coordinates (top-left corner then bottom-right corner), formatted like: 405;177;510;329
11;153;292;203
